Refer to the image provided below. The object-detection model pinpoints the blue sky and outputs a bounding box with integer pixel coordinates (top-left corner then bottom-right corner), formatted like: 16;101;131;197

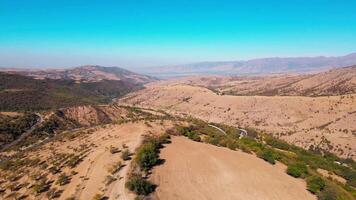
1;0;356;68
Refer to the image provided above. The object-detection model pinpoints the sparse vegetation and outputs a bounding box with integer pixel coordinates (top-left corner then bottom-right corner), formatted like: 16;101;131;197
126;134;170;197
306;176;326;194
32;179;50;194
287;163;308;178
121;149;131;161
174;119;356;199
257;148;277;165
108;161;124;174
126;174;155;196
56;173;70;186
109;146;120;154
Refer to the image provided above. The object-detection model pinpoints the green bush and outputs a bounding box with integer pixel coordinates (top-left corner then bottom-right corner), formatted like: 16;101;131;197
187;131;201;142
135;143;159;171
306;176;326;194
258;149;277;165
287;163;308;178
125;174;155;195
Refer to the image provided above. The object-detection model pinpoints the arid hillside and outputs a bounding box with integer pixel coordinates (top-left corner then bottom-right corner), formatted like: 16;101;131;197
151;136;316;200
1;104;355;200
119;83;356;159
169;65;356;96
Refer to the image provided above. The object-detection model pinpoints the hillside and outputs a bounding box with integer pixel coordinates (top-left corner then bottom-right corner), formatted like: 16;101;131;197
118;83;356;159
0;72;140;111
2;65;157;84
170;65;356;96
0;105;354;199
136;53;356;77
151;137;315;200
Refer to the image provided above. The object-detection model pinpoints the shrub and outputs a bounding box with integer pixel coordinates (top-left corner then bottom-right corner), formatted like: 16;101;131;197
187;131;201;142
306;176;326;194
33;179;50;194
46;188;62;199
258;149;277;165
109;146;120;154
135;143;159;171
125;174;155;195
48;166;61;174
56;173;70;186
121;149;131;161
104;175;117;186
287;163;308;178
67;155;82;168
92;193;104;200
108;161;124;174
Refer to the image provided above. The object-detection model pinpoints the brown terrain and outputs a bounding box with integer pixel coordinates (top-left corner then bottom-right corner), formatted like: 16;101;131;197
151;136;316;200
0;65;355;200
167;65;356;96
118;66;356;159
0;105;174;200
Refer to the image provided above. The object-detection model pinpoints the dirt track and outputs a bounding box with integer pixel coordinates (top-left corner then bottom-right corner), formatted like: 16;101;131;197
151;136;316;200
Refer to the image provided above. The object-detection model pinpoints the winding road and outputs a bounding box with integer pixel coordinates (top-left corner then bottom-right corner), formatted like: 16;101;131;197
208;124;248;138
1;113;43;151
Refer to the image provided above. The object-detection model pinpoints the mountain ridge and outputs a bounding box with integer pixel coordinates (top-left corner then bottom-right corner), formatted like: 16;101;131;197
136;53;356;77
0;65;157;84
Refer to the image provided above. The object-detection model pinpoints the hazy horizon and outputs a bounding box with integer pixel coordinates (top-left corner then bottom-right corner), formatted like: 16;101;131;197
1;1;356;69
1;52;356;70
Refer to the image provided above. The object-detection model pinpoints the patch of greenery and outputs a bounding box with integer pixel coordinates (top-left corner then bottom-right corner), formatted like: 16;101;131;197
287;163;308;178
125;174;155;196
135;142;159;171
257;148;277;165
307;176;326;194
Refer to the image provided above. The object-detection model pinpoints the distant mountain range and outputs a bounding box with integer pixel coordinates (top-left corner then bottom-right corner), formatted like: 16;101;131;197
0;65;157;84
136;53;356;78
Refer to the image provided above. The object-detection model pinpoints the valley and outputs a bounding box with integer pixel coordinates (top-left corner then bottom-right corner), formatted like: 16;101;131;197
0;65;355;200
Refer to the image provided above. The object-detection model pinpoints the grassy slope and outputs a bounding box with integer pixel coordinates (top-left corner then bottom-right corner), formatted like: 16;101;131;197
0;72;141;111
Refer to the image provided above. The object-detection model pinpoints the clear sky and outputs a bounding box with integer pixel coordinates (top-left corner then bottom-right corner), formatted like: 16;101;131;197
1;0;356;68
